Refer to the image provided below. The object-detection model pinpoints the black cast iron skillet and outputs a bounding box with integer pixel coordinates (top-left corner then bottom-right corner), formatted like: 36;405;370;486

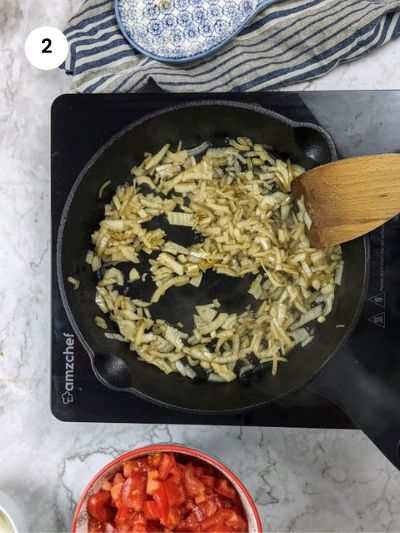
57;101;400;469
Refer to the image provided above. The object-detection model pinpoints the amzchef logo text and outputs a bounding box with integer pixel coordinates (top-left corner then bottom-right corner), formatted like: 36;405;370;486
62;332;74;404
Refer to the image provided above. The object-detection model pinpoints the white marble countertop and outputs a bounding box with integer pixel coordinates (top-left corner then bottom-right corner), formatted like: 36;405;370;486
1;1;400;532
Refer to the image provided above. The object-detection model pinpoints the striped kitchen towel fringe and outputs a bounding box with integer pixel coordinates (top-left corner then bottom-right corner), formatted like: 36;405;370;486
63;0;400;93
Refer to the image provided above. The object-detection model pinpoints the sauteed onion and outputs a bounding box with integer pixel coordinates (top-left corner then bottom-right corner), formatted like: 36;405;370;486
87;138;343;382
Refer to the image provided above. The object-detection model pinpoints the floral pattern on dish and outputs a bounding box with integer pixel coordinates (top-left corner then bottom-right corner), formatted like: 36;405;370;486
116;0;270;61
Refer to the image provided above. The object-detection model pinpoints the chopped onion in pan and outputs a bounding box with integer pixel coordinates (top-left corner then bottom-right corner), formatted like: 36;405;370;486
88;138;343;382
67;276;80;290
98;179;111;199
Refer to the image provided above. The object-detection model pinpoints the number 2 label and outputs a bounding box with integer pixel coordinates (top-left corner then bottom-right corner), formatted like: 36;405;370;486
42;38;52;54
25;26;68;70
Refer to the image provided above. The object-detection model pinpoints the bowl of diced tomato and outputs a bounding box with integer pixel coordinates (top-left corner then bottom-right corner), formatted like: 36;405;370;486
72;444;262;533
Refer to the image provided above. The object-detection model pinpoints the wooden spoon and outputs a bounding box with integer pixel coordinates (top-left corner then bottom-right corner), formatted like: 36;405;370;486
292;154;400;248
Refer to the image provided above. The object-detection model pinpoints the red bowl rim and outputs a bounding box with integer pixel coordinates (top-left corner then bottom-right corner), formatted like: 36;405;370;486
71;443;262;533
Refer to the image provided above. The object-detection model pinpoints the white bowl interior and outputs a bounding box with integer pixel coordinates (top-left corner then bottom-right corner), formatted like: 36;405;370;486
0;491;28;533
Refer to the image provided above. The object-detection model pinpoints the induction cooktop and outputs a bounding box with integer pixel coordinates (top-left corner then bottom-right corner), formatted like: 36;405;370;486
51;91;400;425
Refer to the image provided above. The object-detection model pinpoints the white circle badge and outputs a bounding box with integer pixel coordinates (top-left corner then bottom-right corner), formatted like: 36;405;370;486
25;26;69;70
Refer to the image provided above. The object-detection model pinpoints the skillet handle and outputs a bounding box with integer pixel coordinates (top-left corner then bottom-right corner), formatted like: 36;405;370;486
308;353;400;470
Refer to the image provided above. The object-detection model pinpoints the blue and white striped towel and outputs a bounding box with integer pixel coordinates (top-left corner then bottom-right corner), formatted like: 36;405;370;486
63;0;400;93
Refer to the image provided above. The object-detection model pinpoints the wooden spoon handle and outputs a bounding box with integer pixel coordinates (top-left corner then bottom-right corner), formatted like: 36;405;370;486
293;154;400;247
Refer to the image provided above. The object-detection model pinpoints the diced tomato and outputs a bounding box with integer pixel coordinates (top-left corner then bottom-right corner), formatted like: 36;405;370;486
164;478;186;507
123;458;149;478
195;465;214;476
219;497;235;509
85;454;248;533
122;460;137;478
130;524;147;533
233;492;242;508
147;521;161;533
88;517;105;533
153;484;169;525
229;511;247;533
200;475;216;488
159;453;175;480
195;492;207;505
115;505;131;523
214;478;236;500
166;506;182;529
101;480;112;491
192;495;222;522
184;463;206;499
148;453;162;468
201;508;247;533
200;508;229;531
115;507;148;533
176;513;201;532
146;470;161;496
208;525;234;532
113;473;125;485
110;482;123;506
144;500;160;521
185;499;195;512
121;473;146;512
87;491;114;523
170;464;184;484
91;523;112;533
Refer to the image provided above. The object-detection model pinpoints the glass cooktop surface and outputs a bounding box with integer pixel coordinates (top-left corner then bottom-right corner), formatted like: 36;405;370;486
51;91;400;425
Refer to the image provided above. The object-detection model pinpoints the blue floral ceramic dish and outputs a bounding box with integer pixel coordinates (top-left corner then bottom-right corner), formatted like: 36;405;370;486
115;0;278;62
